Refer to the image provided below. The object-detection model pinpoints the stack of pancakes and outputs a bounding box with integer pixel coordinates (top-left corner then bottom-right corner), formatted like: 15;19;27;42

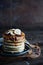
3;29;25;53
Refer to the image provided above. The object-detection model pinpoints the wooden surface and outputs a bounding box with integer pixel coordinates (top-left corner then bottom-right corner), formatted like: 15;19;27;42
0;46;43;65
0;31;43;65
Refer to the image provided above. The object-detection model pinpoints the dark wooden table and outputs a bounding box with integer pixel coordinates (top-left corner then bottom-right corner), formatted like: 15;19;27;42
0;31;43;65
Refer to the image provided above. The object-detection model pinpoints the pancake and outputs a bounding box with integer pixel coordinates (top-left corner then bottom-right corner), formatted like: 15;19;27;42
3;29;25;53
3;32;25;43
4;39;25;46
3;42;25;53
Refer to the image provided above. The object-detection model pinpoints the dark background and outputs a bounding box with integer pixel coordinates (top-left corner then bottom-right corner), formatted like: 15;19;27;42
0;1;43;65
0;0;43;31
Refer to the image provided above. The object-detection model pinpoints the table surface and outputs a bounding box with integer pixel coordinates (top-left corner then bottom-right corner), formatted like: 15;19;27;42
0;30;43;65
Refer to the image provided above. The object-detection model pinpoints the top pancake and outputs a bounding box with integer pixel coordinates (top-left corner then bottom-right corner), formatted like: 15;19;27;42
3;29;25;43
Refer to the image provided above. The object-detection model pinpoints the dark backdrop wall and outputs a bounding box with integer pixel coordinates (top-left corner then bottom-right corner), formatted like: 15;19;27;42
0;0;43;30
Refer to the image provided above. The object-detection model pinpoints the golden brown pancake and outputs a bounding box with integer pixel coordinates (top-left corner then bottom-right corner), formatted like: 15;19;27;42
3;32;25;43
3;29;25;53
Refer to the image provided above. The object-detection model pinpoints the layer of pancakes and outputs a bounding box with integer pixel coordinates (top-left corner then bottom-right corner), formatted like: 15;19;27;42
3;29;25;53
